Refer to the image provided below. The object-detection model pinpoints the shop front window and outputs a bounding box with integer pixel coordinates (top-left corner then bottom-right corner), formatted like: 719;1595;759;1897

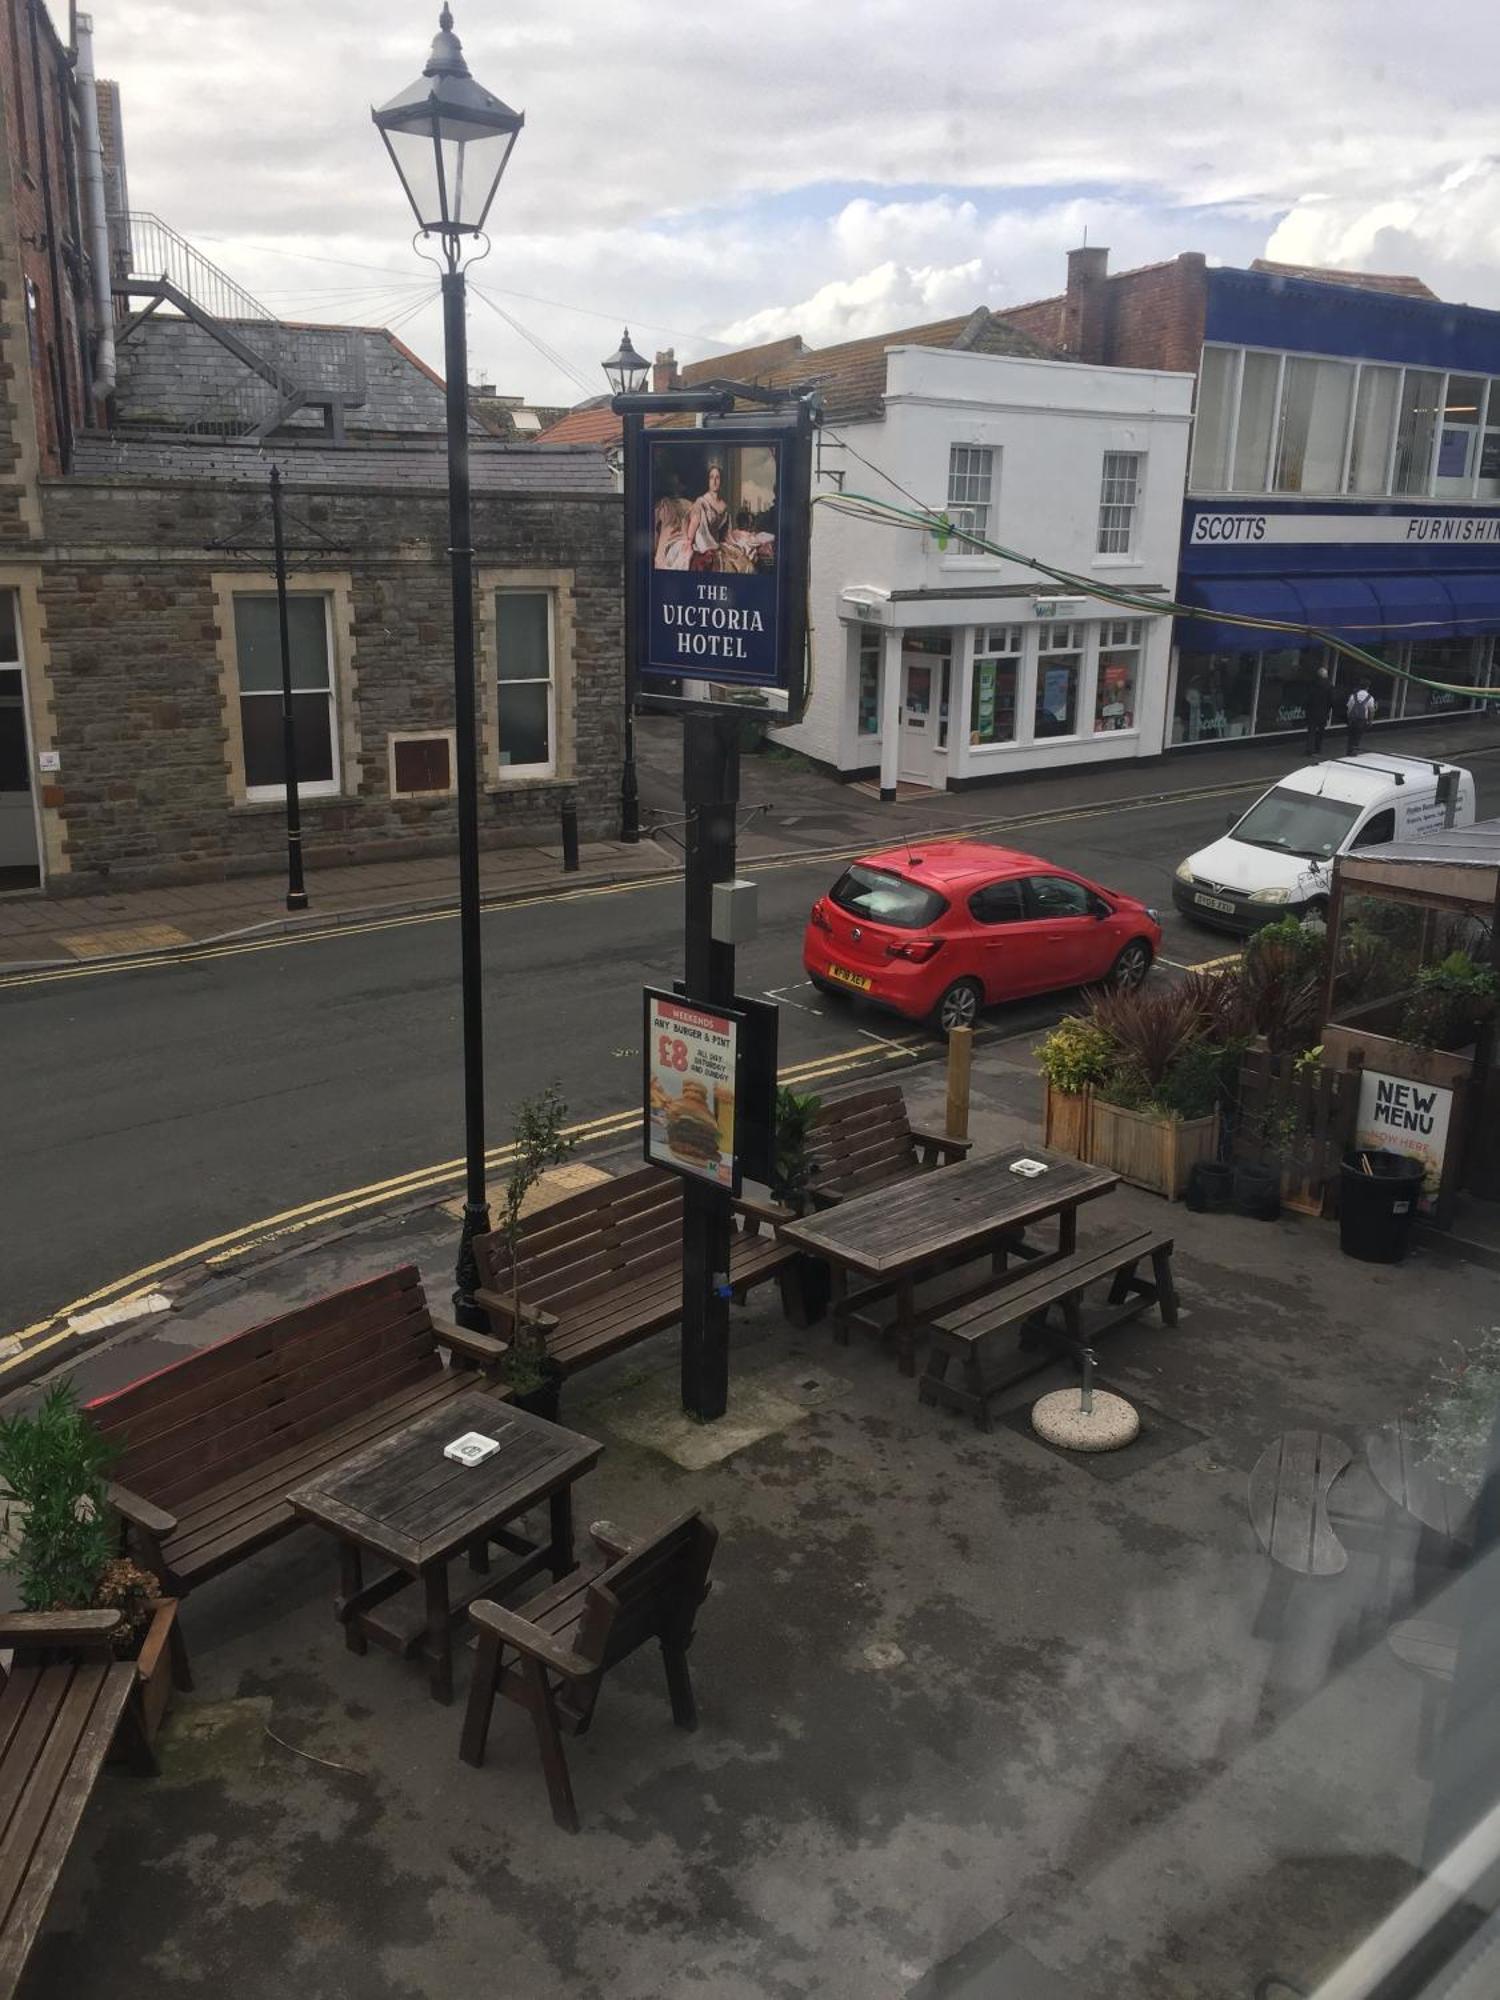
1403;639;1484;718
1347;364;1401;494
1094;620;1142;732
856;628;881;736
970;625;1021;746
1231;351;1279;492
1274;357;1354;495
1034;623;1083;738
1435;376;1485;498
1393;369;1443;494
1253;647;1325;736
1172;651;1258;744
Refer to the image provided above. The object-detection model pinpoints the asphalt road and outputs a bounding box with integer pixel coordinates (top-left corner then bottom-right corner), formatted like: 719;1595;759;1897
7;760;1500;1333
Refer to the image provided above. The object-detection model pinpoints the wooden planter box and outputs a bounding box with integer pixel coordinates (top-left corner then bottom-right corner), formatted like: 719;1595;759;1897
108;1598;183;1759
1042;1082;1093;1160
1087;1100;1220;1200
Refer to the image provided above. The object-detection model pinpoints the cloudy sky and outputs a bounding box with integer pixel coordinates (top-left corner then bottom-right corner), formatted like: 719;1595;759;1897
100;1;1499;408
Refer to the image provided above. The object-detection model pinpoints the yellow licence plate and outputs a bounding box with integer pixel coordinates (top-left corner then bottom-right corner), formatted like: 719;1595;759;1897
827;963;873;992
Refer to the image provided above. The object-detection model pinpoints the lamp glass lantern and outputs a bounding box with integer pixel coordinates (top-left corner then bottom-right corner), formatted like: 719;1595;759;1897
603;328;650;399
372;6;524;247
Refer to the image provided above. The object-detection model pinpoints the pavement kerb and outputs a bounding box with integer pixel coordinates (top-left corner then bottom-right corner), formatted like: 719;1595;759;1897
1;766;1293;979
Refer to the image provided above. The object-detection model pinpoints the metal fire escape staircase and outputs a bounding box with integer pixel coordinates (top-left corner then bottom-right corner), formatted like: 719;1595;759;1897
112;213;367;444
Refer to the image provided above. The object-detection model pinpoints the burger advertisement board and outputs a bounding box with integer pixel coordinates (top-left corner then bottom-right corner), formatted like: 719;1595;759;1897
644;990;743;1193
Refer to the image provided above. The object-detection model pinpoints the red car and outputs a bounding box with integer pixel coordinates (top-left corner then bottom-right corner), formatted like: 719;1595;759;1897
803;841;1161;1033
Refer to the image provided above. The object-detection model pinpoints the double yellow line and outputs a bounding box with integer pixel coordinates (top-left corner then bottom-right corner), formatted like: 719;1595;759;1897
1;1034;923;1380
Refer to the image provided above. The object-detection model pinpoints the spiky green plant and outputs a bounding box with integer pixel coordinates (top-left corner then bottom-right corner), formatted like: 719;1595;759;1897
0;1383;116;1611
501;1083;573;1391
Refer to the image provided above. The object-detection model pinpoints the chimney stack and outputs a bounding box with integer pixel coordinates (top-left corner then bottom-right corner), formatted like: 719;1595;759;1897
652;348;680;394
1062;245;1109;360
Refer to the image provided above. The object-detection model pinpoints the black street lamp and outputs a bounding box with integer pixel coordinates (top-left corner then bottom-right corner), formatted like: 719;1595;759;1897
602;328;650;842
374;7;523;1331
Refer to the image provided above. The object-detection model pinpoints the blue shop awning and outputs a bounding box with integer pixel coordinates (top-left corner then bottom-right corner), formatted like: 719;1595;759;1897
1368;575;1456;642
1173;579;1305;654
1443;573;1500;636
1288;576;1384;641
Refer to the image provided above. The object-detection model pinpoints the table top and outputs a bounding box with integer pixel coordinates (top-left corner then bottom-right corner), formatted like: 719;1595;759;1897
778;1145;1119;1277
289;1391;603;1571
1366;1417;1474;1542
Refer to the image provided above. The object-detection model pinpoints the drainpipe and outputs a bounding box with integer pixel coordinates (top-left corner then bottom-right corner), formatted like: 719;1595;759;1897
27;0;72;466
74;12;114;402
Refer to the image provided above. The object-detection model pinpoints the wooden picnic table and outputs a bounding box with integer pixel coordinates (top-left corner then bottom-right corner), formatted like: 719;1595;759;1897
290;1391;603;1704
777;1143;1121;1375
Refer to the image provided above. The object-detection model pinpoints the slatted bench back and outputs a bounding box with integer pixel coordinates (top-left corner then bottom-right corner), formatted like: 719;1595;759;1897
475;1168;684;1321
809;1084;919;1200
577;1511;718;1685
87;1265;442;1513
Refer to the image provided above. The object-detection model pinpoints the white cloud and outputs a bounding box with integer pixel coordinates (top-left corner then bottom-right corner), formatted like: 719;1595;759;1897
1266;158;1500;310
94;2;1500;403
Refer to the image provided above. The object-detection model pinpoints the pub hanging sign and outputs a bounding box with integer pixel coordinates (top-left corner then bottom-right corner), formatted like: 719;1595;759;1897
636;417;812;699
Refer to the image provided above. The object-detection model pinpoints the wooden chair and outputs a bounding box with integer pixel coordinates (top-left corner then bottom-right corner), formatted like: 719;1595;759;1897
807;1083;970;1207
459;1511;718;1832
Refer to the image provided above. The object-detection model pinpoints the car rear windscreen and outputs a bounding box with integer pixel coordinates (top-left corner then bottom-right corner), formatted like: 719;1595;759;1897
829;864;948;929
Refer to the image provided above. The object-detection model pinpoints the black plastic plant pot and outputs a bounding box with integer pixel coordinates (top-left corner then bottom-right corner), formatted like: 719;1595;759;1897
1185;1161;1236;1213
511;1360;564;1423
780;1252;832;1329
1232;1165;1281;1222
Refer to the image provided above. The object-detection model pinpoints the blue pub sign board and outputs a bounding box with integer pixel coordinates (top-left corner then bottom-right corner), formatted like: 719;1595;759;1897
636;420;811;696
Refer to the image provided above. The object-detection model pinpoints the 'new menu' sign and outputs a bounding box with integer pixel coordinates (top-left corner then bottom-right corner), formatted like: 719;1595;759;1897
1354;1070;1454;1212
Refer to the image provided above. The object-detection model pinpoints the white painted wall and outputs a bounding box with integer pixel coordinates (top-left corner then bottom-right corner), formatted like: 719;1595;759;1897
780;345;1194;788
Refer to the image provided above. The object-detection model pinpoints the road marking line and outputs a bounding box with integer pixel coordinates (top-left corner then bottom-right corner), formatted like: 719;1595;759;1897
4;755;1411;990
1;1036;917;1366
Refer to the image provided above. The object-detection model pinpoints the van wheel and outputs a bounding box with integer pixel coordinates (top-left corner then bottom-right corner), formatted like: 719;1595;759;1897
1302;897;1329;925
933;979;983;1033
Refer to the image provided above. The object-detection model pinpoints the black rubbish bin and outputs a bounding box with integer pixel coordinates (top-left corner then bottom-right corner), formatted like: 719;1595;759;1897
1339;1149;1426;1264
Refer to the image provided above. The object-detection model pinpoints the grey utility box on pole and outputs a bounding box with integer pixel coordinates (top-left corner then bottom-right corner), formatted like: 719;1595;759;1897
711;880;759;947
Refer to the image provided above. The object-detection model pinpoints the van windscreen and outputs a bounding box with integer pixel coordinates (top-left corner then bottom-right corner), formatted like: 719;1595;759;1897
1230;787;1361;861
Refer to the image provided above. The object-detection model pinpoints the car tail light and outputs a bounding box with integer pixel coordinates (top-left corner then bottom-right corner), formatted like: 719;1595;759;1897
885;937;943;964
809;901;832;934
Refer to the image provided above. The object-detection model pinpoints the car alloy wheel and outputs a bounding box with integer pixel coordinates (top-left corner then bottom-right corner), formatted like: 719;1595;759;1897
1110;941;1152;990
936;978;982;1032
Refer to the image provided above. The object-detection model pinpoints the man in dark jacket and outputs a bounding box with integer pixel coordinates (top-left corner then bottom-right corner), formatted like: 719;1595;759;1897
1304;664;1333;757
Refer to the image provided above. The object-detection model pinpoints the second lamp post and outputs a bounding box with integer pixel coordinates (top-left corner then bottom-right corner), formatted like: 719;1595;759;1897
603;328;650;844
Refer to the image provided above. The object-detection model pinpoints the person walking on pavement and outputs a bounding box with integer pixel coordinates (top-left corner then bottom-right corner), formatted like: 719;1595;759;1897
1305;665;1333;757
1346;683;1376;757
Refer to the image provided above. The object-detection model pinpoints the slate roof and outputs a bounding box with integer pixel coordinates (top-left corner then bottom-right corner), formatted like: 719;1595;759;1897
112;318;472;436
67;432;618;493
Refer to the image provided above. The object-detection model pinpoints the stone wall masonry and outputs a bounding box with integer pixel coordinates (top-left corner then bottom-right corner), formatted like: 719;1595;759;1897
36;473;625;890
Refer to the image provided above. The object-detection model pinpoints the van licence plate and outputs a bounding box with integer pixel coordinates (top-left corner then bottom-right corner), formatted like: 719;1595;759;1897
827;963;873;992
1194;892;1235;916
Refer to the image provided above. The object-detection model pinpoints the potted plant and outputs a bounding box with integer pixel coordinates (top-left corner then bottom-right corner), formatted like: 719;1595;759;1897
0;1382;185;1747
497;1082;573;1420
1035;1015;1113;1157
1400;953;1498;1054
1078;982;1224;1199
769;1086;831;1327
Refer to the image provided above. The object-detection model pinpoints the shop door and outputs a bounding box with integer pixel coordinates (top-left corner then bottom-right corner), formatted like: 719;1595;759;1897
899;656;938;786
0;669;39;886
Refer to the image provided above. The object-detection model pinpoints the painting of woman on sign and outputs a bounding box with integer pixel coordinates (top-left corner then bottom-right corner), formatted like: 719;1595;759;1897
653;443;778;576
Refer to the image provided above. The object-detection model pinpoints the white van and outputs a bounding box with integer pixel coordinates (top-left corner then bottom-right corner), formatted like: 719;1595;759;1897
1173;753;1475;935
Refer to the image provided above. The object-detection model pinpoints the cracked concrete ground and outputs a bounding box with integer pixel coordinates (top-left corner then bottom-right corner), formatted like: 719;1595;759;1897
26;1051;1500;1999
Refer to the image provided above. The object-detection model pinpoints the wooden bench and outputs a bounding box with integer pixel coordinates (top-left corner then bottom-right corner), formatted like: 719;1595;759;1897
472;1167;795;1379
0;1610;151;2000
807;1083;970;1207
88;1265;507;1597
919;1227;1177;1429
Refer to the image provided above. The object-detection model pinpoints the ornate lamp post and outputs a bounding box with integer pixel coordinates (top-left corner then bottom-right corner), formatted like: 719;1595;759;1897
374;8;524;1329
602;328;650;842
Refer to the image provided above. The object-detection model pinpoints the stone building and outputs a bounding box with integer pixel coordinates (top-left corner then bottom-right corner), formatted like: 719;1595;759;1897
0;9;623;894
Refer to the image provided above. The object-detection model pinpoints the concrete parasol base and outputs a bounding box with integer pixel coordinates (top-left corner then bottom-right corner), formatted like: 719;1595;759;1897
1031;1388;1140;1453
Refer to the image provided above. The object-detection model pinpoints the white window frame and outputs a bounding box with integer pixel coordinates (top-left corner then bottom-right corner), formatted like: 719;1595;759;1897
945;444;994;545
1092;618;1145;735
1096;452;1143;556
855;626;882;737
495;587;558;780
234;591;340;805
968;623;1024;748
1033;620;1087;742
